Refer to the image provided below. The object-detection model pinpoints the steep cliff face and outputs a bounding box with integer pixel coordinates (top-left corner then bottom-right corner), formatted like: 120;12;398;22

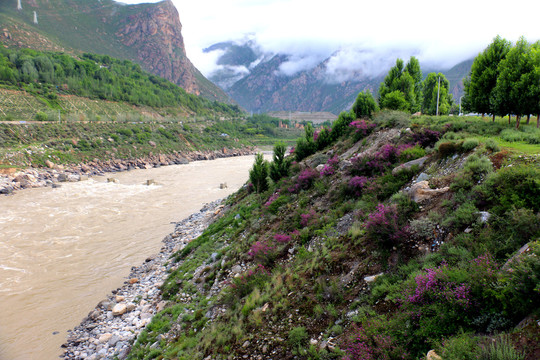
115;0;199;95
0;0;229;102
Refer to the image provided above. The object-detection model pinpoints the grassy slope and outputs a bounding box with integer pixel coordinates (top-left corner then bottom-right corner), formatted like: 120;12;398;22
124;111;539;360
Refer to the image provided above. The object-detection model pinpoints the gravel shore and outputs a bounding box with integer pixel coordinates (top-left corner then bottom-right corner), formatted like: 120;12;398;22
61;200;225;360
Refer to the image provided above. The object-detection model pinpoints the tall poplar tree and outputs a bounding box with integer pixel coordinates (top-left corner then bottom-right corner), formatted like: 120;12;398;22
463;35;511;120
493;37;534;128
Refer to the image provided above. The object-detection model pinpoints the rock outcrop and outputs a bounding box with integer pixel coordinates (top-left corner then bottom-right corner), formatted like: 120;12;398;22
115;0;200;95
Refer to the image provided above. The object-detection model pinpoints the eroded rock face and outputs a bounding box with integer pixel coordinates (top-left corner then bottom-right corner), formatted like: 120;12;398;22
115;0;201;96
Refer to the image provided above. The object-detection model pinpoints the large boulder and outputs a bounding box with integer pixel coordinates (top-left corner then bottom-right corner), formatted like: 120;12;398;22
408;181;449;203
392;156;429;175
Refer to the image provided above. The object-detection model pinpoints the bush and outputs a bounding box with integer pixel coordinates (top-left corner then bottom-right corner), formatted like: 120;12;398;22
438;333;479;360
288;326;308;348
437;141;462;157
347;176;370;197
289;168;319;193
476;165;540;215
35;111;48;121
365;203;409;249
485;138;500;152
349;119;376;142
343;321;407;360
443;201;478;229
462;138;480;151
372;110;410;128
478;335;525;360
230;265;270;298
463;154;493;181
399;145;425;162
248;241;276;266
412;128;441;147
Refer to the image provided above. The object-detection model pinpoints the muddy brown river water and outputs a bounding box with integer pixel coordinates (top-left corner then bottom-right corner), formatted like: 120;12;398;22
0;155;260;360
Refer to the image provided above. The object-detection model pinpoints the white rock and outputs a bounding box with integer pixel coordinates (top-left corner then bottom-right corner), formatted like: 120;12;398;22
112;303;127;316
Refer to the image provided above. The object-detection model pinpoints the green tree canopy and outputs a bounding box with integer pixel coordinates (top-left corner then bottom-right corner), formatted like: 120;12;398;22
493;37;537;127
378;57;422;113
463;35;511;119
352;90;379;118
422;73;453;115
380;90;409;112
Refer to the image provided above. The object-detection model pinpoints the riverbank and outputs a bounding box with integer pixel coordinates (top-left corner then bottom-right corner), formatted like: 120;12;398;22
61;199;227;359
0;147;254;195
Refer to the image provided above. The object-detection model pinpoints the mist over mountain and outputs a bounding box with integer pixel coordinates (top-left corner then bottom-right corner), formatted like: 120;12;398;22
204;39;473;114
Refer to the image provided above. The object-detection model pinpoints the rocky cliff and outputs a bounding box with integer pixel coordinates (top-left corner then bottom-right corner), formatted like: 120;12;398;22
115;0;199;95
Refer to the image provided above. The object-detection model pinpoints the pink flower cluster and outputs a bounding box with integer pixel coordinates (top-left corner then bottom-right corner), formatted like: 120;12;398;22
405;264;471;309
348;176;370;196
365;203;408;246
320;155;339;177
274;234;292;243
300;209;317;228
248;241;275;264
288;168;320;193
264;191;280;208
349;119;376;137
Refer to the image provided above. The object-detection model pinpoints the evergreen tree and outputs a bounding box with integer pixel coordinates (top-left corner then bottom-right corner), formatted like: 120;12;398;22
249;153;269;193
269;142;290;183
352;90;379;118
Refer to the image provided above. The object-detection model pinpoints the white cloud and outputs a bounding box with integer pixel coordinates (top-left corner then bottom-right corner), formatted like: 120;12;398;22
116;0;540;78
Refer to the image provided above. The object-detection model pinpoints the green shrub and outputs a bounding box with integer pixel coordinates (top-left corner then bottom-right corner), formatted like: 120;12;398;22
35;111;48;121
443;201;478;229
478;335;525;360
399;145;426;162
437;141;462;157
438;333;479;360
462;138;480;151
500;129;524;142
476;165;540;215
372;109;410;128
463;154;493;181
288;326;308;348
485;138;500;152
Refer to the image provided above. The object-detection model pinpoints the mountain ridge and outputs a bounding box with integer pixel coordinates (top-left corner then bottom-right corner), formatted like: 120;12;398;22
205;40;473;114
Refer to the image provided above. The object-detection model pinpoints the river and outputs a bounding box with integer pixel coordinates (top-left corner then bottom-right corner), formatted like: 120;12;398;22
0;155;259;360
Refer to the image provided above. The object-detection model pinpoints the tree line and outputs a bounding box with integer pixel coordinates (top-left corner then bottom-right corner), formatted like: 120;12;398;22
463;35;540;128
353;57;454;118
0;47;242;117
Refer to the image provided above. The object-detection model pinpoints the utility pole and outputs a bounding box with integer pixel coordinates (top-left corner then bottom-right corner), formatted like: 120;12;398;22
436;76;441;116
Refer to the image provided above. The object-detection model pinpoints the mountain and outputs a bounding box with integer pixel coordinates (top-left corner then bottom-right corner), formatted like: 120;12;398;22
0;0;229;102
206;41;473;114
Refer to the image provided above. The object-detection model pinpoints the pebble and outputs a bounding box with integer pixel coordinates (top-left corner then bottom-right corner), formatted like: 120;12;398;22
61;200;225;359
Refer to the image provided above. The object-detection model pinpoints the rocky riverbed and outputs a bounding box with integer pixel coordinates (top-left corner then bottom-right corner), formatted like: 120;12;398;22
0;147;254;195
61;200;226;359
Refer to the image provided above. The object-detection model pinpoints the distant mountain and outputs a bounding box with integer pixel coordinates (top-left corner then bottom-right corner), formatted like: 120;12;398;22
205;40;473;114
0;0;229;102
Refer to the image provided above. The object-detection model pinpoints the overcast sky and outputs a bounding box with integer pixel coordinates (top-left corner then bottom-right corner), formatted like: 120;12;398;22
116;0;540;79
